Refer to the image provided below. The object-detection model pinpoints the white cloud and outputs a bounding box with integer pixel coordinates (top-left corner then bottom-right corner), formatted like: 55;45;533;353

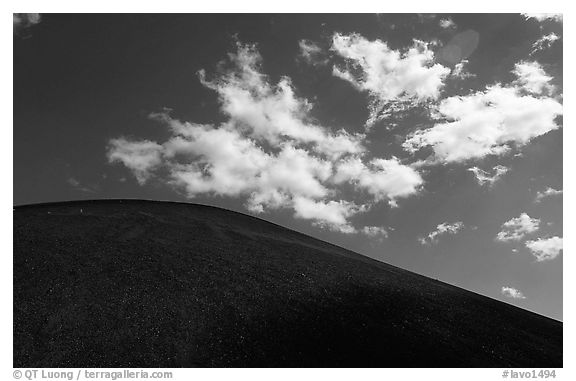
360;226;389;239
419;221;464;245
439;18;456;29
333;157;423;206
403;62;562;164
107;138;164;185
513;61;555;95
501;286;526;299
522;13;563;23
468;165;509;187
67;177;97;194
531;33;560;55
293;197;361;233
108;42;424;233
496;213;540;242
535;187;563;203
198;42;364;160
298;39;327;66
525;236;563;262
14;13;41;34
331;33;450;127
451;60;475;80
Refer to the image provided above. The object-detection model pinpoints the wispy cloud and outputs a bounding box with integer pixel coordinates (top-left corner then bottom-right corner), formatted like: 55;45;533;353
501;286;526;299
534;187;563;203
468;165;509;187
298;39;328;66
360;226;389;239
331;33;450;128
419;221;464;245
496;213;540;242
525;236;563;262
522;13;563;23
531;33;560;55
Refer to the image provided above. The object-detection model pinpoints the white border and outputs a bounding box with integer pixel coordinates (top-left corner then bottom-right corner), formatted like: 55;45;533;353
5;1;572;380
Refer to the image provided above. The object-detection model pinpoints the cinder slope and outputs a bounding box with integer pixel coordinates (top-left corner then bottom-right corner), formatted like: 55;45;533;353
13;200;562;367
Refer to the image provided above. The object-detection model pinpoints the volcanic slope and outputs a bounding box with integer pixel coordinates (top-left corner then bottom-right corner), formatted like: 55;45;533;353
14;200;562;367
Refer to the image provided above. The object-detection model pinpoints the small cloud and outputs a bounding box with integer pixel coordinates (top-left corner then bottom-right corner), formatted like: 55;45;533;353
439;18;456;29
451;60;475;80
525;236;563;262
419;221;464;245
531;33;560;55
14;13;41;35
501;286;526;299
468;165;509;187
298;39;328;66
534;187;562;203
360;226;389;239
496;213;540;242
522;13;563;23
67;177;97;193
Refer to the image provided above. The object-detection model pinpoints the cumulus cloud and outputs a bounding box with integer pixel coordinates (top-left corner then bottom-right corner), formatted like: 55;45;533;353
298;39;328;66
468;165;509;187
67;177;97;194
419;221;464;245
403;62;562;164
534;187;563;203
107;41;424;233
525;236;563;262
333;156;423;206
331;33;450;127
496;213;540;242
513;61;555;95
531;33;560;55
522;13;563;23
501;286;526;299
14;13;41;34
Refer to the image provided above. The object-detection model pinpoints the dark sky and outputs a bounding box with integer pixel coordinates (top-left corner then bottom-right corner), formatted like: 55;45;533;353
14;13;563;319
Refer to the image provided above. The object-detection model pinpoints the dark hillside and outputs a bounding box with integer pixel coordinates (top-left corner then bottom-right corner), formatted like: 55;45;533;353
13;200;562;367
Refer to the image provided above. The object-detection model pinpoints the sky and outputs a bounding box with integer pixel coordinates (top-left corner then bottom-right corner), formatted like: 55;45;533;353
13;13;563;320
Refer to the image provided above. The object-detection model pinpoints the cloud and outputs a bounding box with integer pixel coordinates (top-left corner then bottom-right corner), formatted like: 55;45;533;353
439;18;456;29
496;213;540;242
525;236;563;262
501;286;526;299
534;187;563;203
67;177;97;194
419;221;464;245
333;157;423;206
14;13;41;34
107;41;424;233
451;60;475;80
107;138;164;185
298;39;328;66
531;33;560;55
468;165;509;187
513;61;555;95
198;42;365;160
360;226;389;239
522;13;563;23
330;33;450;127
403;62;562;164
